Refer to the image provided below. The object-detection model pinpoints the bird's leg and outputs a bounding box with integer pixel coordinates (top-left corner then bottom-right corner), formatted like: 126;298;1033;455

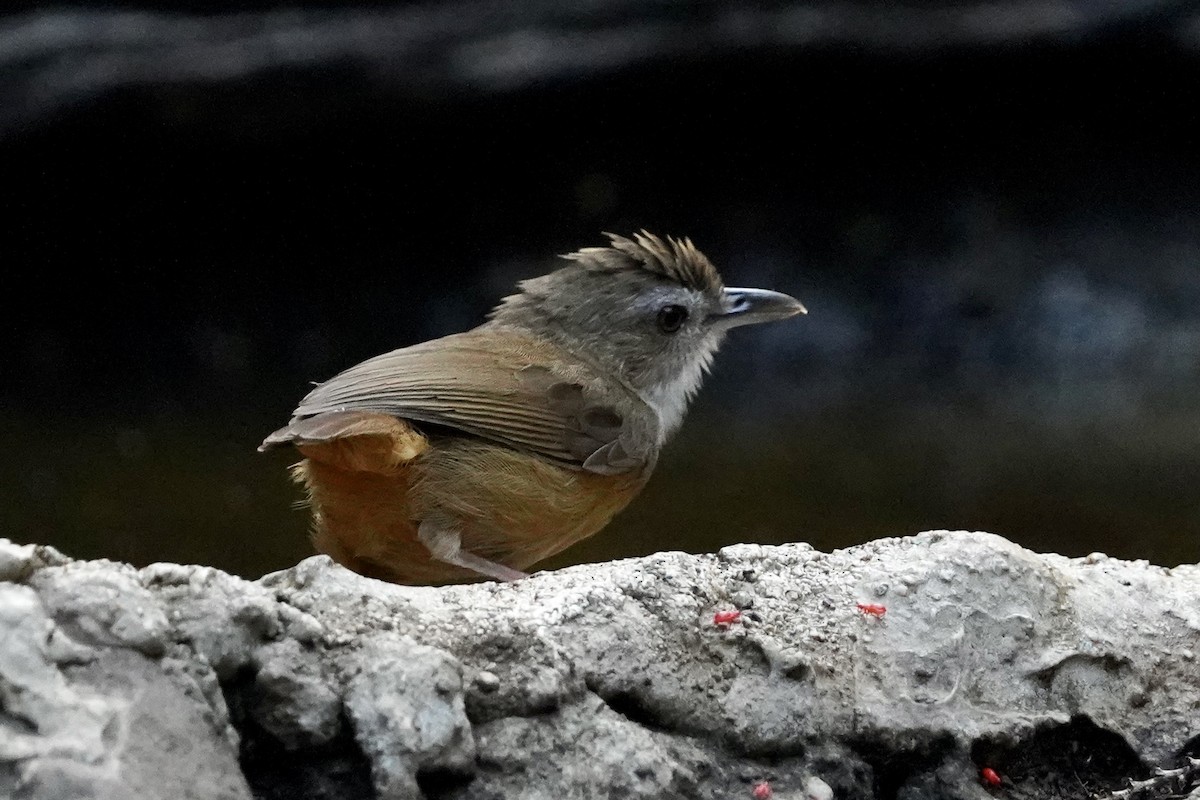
417;519;529;583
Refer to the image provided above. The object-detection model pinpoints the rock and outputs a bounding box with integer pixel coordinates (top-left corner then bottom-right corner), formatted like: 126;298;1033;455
0;583;251;800
471;695;709;797
341;636;475;799
248;640;341;751
1;531;1198;799
29;559;170;656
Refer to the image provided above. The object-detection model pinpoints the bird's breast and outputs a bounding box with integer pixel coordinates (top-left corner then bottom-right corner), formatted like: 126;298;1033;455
409;436;652;567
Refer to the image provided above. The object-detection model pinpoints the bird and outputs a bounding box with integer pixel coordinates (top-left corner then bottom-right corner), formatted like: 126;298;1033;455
261;231;806;585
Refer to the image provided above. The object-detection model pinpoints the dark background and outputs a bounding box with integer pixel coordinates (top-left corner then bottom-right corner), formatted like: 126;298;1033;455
2;2;1199;579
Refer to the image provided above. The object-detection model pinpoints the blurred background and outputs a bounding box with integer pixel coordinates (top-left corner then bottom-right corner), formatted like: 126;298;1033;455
2;1;1199;579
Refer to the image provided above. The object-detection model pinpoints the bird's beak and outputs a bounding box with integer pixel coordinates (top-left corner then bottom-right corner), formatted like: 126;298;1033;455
713;287;807;330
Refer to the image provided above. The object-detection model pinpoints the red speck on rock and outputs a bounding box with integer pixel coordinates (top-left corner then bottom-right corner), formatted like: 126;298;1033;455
856;602;887;617
713;609;742;626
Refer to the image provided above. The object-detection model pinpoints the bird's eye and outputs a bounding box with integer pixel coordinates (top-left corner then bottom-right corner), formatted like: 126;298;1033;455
656;304;688;334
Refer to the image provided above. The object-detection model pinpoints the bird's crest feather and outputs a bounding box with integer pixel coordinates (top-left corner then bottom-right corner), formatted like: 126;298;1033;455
562;231;724;296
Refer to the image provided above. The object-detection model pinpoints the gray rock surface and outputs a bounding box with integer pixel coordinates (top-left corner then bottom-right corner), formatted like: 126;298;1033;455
1;531;1197;799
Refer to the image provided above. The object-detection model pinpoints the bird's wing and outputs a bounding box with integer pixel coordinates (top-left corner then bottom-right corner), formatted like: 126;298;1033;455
262;327;657;475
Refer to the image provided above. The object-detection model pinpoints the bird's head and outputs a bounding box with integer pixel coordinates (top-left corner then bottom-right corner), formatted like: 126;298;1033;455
488;231;806;436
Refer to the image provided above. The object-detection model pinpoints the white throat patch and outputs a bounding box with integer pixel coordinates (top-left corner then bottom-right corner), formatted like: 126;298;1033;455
642;339;721;443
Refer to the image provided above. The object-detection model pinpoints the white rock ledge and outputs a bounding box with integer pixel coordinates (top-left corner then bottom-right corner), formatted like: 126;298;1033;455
1;531;1197;799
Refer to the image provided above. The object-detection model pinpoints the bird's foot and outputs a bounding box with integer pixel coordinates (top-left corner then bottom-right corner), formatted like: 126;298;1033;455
417;519;529;583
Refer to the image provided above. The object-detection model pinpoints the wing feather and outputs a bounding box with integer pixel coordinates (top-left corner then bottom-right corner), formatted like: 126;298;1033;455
282;327;655;472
